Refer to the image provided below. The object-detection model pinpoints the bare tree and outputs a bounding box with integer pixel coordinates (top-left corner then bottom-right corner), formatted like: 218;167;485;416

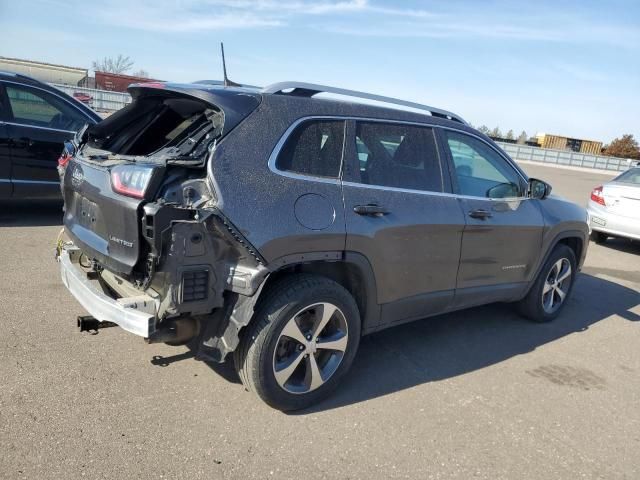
489;127;502;138
505;129;515;140
132;69;150;78
517;131;528;144
477;125;490;135
92;54;134;74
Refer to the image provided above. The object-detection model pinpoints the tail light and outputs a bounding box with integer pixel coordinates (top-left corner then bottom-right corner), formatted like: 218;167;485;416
57;153;71;167
110;164;155;199
58;140;77;168
590;186;606;206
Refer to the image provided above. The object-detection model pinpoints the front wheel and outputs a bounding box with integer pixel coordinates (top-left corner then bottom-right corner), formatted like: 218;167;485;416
234;274;361;411
517;244;577;322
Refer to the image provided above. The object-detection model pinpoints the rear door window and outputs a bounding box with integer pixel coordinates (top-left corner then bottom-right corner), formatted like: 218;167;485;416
354;122;444;192
5;84;88;131
276;120;345;178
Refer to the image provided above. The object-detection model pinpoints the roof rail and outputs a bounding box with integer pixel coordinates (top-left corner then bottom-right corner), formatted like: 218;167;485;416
262;81;467;125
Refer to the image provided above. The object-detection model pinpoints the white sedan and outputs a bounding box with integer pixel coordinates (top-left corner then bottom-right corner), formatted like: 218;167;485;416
587;166;640;243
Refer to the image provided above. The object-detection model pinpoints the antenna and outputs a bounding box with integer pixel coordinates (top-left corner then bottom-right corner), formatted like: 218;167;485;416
220;42;240;87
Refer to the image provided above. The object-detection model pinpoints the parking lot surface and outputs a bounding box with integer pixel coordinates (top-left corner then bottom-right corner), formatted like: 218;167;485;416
1;163;638;479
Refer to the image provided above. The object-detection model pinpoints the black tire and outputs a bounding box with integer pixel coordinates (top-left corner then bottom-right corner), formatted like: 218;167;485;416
234;274;361;411
590;231;607;244
517;244;577;323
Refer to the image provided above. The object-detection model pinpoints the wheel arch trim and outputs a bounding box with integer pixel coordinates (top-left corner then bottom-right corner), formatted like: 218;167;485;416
261;251;381;334
524;229;586;299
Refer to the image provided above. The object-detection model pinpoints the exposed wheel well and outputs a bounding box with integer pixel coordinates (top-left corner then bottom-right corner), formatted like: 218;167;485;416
557;236;583;264
261;260;372;328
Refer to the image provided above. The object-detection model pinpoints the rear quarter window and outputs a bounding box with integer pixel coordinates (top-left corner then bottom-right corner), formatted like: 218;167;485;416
275;120;345;178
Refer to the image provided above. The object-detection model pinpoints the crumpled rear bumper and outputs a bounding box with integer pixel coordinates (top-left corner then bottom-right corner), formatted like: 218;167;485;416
58;245;158;337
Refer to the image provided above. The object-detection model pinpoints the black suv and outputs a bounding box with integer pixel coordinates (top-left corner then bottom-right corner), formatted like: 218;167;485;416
57;81;588;410
0;72;101;200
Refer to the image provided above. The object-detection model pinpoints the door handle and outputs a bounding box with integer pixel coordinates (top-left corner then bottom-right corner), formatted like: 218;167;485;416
13;137;35;149
468;208;493;219
353;204;389;216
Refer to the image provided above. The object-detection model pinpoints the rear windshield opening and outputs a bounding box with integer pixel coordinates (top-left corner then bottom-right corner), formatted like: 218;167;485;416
85;96;223;156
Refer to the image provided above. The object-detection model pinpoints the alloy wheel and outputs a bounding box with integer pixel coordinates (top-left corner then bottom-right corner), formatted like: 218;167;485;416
272;302;349;394
541;258;572;314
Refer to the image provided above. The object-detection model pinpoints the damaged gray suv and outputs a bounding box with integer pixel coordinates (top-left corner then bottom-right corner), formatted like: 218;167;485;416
57;81;589;410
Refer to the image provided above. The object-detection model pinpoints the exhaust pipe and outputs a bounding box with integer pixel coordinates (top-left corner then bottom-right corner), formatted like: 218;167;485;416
145;317;199;345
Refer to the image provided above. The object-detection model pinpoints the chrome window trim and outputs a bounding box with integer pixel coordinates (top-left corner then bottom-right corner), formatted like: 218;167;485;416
0;120;75;134
267;115;529;201
341;180;524;202
1;79;91;128
12;179;60;185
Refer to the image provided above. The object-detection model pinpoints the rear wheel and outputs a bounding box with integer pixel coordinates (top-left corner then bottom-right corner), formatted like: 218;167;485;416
234;274;360;411
590;231;607;244
517;244;576;322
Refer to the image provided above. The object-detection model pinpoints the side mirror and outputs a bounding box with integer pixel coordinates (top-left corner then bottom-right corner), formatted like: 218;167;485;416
528;178;552;199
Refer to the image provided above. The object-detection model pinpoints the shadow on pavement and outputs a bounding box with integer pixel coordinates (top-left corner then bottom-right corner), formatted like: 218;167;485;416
151;351;195;367
595;237;640;255
0;202;63;227
149;274;638;413
153;344;242;384
296;273;638;413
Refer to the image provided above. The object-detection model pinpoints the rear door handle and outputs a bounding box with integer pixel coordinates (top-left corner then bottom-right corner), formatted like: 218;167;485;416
13;137;35;149
353;204;389;216
468;208;493;219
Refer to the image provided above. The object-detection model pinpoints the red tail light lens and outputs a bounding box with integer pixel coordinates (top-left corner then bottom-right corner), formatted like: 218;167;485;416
58;141;76;168
58;153;71;167
590;186;606;206
110;164;154;199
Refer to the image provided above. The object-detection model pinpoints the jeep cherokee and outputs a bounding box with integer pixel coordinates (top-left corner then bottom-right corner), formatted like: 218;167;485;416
56;81;589;411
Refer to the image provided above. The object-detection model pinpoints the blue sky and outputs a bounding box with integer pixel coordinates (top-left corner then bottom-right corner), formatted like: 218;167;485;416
1;0;638;143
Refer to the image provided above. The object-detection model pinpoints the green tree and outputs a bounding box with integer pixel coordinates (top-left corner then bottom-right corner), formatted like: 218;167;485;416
517;130;528;144
92;54;134;74
604;134;640;159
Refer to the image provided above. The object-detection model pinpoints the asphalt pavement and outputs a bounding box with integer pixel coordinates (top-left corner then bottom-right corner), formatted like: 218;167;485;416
1;163;638;479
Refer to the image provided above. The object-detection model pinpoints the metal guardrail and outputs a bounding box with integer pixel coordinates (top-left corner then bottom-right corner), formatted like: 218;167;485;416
496;142;633;173
51;83;131;113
